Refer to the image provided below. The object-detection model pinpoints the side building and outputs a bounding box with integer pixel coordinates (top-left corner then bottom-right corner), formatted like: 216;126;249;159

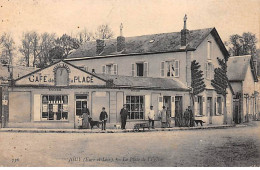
227;55;258;123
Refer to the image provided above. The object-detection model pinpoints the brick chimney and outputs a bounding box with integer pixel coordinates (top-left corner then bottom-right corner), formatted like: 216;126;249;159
117;23;125;52
181;14;190;47
96;39;104;55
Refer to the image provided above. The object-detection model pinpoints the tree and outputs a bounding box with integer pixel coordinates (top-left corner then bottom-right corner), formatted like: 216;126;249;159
94;24;114;40
19;31;56;67
190;60;206;126
19;32;36;67
211;58;229;124
36;33;56;68
76;28;93;45
225;32;257;58
54;34;80;58
0;33;15;67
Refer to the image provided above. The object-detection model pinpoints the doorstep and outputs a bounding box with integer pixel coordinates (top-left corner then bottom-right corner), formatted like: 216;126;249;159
0;124;245;133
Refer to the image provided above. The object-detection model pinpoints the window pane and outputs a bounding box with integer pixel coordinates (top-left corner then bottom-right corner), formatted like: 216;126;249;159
135;112;139;119
42;112;48;118
49;112;54;120
131;96;135;103
126;96;130;103
56;112;61;120
62;112;68;119
76;101;81;108
140;112;144;119
131;113;135;119
140;96;143;103
76;109;82;116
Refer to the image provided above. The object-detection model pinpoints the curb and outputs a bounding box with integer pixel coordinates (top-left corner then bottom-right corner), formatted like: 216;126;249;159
0;124;245;134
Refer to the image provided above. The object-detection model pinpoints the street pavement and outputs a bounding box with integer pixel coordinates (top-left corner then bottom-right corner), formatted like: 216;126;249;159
0;122;259;167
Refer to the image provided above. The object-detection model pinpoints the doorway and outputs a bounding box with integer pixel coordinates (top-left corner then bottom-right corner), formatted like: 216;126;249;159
75;95;88;128
175;96;183;127
163;96;171;113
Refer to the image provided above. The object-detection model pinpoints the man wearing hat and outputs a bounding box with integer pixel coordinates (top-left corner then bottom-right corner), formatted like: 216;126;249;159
120;104;128;130
99;107;108;130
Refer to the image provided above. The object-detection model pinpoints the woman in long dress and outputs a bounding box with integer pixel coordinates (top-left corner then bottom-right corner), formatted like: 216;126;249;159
82;104;90;129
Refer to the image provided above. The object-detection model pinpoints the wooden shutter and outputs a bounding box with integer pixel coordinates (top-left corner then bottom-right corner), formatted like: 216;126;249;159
131;63;135;77
113;64;118;75
174;60;180;77
102;65;106;74
144;62;149;77
160;61;165;77
158;96;163;117
145;95;150;120
171;96;175;117
34;94;41;121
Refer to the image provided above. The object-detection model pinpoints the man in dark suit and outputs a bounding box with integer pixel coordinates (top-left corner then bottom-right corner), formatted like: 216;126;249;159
120;104;128;130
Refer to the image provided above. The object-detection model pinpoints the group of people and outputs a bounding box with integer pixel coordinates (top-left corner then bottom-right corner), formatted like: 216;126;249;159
82;103;194;130
81;104;108;130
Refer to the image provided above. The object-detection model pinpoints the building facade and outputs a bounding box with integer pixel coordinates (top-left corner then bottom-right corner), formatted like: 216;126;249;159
4;18;235;129
227;55;258;123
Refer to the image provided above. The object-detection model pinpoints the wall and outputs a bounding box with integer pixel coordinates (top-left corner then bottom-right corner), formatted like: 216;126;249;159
8;86;190;129
69;51;187;85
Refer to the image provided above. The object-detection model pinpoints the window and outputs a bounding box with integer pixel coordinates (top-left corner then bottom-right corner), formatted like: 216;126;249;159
217;97;222;115
102;64;118;75
207;41;212;59
41;95;68;121
126;96;144;120
205;62;214;79
161;60;180;78
136;63;144;76
197;96;203;115
132;62;149;77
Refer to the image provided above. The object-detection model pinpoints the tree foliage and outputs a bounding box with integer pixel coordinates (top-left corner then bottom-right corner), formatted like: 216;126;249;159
211;58;229;124
0;33;15;66
225;32;257;57
76;28;93;45
211;58;228;96
94;24;114;40
191;60;206;95
54;34;80;58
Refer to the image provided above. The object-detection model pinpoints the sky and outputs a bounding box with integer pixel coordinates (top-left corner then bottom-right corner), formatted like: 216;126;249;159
0;0;259;47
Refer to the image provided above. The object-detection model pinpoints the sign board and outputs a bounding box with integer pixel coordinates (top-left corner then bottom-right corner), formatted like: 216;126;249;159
15;61;106;87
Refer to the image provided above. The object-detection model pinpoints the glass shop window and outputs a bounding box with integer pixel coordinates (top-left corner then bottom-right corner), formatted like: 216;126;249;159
42;95;68;121
126;96;144;120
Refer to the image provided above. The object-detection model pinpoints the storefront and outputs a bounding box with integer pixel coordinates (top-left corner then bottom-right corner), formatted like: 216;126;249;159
6;60;190;129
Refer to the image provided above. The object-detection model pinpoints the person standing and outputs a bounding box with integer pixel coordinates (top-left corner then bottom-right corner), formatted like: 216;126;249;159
148;106;155;129
99;107;108;130
120;104;128;130
188;106;194;127
82;104;90;129
160;106;167;128
183;108;190;127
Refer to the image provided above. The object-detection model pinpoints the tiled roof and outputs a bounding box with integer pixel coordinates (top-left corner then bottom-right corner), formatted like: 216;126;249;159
227;55;251;81
68;28;215;59
0;65;38;81
95;74;189;91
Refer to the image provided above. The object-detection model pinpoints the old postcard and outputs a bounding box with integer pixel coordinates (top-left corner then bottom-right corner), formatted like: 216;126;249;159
0;0;259;167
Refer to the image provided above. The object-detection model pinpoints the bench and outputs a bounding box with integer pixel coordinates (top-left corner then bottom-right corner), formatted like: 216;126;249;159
133;122;150;131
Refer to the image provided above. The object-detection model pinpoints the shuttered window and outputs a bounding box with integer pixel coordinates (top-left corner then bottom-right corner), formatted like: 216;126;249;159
161;61;165;77
174;60;180;77
113;64;118;75
144;62;149;77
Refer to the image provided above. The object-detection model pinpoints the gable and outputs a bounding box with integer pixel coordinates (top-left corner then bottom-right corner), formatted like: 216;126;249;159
15;61;106;87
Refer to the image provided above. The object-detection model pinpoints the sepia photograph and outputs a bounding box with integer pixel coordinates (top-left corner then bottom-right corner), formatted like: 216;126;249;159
0;0;259;167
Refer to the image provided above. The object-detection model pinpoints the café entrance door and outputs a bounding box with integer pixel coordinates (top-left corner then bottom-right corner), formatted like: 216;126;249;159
75;95;88;128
